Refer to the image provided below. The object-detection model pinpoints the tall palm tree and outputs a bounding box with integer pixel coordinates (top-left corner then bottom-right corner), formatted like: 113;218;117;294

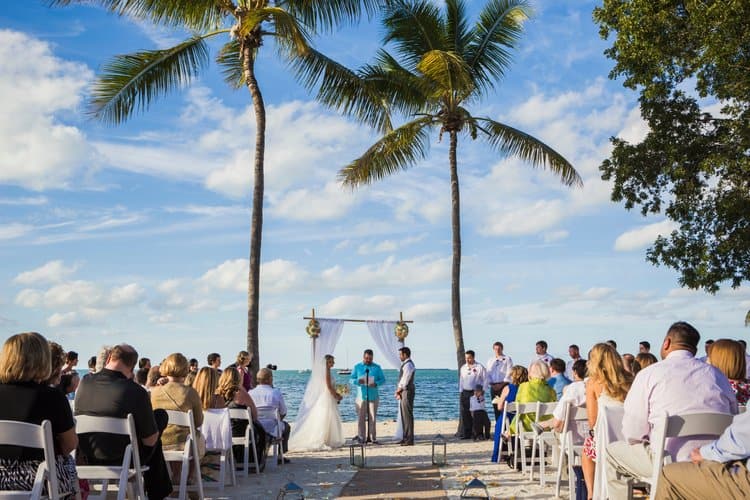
53;0;377;375
295;0;582;369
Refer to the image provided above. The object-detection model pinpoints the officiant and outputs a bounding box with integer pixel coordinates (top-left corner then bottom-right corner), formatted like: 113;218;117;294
350;349;386;444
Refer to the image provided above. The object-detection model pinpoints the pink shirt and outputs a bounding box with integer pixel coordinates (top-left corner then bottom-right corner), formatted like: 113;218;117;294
622;350;737;461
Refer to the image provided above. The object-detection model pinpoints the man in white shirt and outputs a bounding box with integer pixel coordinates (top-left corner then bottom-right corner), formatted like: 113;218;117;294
395;347;415;446
606;321;737;499
529;340;555;368
565;344;583;380
249;368;290;463
458;350;487;439
486;341;513;420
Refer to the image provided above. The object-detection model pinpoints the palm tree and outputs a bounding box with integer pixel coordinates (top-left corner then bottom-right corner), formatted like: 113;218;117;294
294;0;582;369
53;0;377;375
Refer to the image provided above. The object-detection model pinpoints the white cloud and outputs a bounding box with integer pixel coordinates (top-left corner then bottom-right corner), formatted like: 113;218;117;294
403;302;449;322
0;30;95;189
0;223;34;240
270;181;358;221
14;260;79;285
43;280;102;307
106;283;145;307
618;106;650;144
200;258;308;294
319;295;398;317
15;289;43;308
47;309;105;328
479;199;566;237
321;255;450;290
0;196;48;206
543;230;569;243
200;259;247;292
614;220;678;252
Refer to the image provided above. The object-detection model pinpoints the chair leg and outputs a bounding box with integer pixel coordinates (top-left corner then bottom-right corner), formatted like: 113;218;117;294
228;450;237;486
554;440;566;497
218;452;226;491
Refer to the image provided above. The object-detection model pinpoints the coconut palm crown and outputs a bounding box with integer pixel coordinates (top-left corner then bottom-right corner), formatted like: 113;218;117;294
52;0;379;375
294;0;582;369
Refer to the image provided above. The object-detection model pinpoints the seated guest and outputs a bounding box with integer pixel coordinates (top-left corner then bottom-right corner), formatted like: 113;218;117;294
94;345;112;373
75;344;172;499
581;343;633;500
654;410;750;499
146;366;163;389
188;358;199;373
87;355;97;374
470;385;491;440
621;353;635;374
250;368;290;464
194;367;223;410
632;352;658;376
491;365;527;462
708;339;750;405
135;368;149;388
150;354;204;456
47;341;66;387
509;360;556;434
534;358;588;435
217;368;266;470
61;350;78;375
59;372;80;399
548;358;572;399
0;332;78;497
139;357;152;371
606;322;737;499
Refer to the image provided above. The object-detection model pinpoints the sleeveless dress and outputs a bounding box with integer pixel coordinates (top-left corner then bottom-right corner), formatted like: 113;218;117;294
288;366;344;451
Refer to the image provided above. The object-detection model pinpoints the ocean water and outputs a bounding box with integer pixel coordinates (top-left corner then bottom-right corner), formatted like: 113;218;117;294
274;369;460;422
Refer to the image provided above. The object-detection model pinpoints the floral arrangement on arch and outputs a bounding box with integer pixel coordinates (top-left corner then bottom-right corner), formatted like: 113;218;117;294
306;319;321;338
395;321;409;341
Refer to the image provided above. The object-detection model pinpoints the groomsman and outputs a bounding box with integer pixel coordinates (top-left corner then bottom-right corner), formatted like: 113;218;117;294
486;342;513;420
459;350;487;439
395;347;415;446
350;349;386;444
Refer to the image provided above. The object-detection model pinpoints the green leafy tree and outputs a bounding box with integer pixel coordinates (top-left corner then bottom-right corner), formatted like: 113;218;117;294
594;1;750;298
54;0;377;374
295;0;580;369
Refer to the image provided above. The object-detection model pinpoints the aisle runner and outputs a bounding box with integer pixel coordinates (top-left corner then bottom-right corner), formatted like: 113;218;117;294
338;465;446;499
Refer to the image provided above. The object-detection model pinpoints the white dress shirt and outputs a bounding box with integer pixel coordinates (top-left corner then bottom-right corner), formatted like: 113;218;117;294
622;350;737;462
248;384;287;436
529;353;555;368
486;354;513;384
552;380;586;421
565;357;582;380
397;359;415;390
469;395;487;412
459;362;487;391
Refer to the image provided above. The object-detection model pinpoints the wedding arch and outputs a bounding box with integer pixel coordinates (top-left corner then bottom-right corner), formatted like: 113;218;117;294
297;309;414;442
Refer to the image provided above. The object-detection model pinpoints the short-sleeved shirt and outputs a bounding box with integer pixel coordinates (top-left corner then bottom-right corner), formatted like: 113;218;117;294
74;368;158;465
0;381;75;461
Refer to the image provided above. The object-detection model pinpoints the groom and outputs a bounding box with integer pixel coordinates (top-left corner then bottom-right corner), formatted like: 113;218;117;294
395;346;415;446
350;349;386;444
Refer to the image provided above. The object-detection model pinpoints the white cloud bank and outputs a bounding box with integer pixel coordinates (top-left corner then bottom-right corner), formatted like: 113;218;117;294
614;220;677;252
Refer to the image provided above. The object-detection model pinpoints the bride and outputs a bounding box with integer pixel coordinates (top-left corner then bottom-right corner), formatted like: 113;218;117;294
289;354;345;451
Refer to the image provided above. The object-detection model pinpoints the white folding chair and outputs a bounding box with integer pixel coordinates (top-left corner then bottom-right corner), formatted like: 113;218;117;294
228;408;260;475
75;414;148;500
255;406;284;467
529;401;558;486
199;409;236;490
0;420;62;500
593;401;624;500
510;402;539;473
630;411;734;498
162;410;204;500
498;402;516;462
553;403;588;499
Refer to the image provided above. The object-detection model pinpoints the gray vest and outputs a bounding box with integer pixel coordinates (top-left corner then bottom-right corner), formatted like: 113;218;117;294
399;359;415;390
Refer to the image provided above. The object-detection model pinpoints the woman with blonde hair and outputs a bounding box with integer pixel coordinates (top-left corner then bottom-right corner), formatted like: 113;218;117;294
491;365;528;462
708;339;749;404
194;367;223;409
218;367;267;469
582;343;633;500
0;332;78;496
150;353;204;455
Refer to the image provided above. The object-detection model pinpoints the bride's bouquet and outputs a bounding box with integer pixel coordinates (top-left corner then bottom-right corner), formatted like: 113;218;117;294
335;384;351;397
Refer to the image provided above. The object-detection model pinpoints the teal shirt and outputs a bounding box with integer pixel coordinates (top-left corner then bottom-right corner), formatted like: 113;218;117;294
350;362;386;401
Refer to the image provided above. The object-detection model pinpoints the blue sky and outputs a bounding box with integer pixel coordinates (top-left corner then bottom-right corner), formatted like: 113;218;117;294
1;1;747;370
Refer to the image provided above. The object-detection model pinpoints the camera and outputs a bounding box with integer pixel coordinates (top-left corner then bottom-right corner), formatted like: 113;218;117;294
266;363;278;371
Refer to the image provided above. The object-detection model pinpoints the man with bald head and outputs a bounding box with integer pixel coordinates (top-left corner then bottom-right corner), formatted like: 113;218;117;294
606;322;737;499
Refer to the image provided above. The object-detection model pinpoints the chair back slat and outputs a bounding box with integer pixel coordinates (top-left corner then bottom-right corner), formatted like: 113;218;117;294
75;415;130;435
0;420;59;499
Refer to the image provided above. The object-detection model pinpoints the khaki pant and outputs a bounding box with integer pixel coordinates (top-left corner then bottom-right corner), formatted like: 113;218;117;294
655;460;750;500
606;441;653;500
356;399;379;442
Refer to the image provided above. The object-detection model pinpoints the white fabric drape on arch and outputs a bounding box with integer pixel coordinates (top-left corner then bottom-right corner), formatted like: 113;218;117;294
365;320;405;441
294;319;345;426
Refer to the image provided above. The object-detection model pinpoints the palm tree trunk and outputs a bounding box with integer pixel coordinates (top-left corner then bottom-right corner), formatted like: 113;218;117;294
243;39;264;377
449;130;465;367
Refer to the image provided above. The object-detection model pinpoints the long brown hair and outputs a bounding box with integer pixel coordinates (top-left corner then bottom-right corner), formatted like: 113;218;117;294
588;343;633;402
217;367;242;403
194;367;221;409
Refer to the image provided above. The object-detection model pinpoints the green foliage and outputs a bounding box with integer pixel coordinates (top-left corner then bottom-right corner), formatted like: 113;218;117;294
595;0;750;292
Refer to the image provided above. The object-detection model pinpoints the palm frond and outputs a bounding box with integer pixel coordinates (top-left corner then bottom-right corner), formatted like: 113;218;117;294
239;7;310;56
282;0;380;33
383;0;446;70
339;116;435;187
50;0;227;31
90;32;224;124
476;117;582;187
290;47;393;133
216;39;246;89
360;50;428;118
446;0;471;55
466;0;530;94
416;50;474;99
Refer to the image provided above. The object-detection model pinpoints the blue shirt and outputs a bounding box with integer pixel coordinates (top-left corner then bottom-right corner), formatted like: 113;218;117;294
700;410;750;463
548;373;571;400
350;362;386;401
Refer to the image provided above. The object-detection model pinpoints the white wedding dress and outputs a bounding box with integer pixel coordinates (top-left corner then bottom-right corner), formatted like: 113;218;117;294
289;358;345;451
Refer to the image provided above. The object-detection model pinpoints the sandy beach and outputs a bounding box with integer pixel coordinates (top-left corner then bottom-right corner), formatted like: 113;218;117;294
206;420;561;499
